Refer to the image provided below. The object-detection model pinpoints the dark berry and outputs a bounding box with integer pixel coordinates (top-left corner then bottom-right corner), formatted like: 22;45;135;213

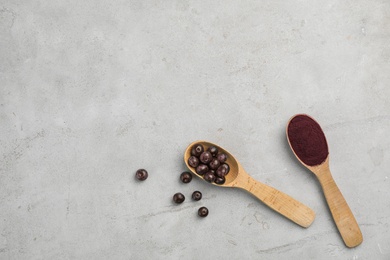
217;153;227;163
216;163;230;177
196;164;209;175
208;169;216;175
199;151;213;164
203;171;216;183
135;169;148;181
209;158;220;170
188;156;200;168
198;207;209;217
207;146;219;157
222;163;230;172
180;172;192;183
191;144;204;157
173;193;185;204
192;191;202;201
214;176;226;185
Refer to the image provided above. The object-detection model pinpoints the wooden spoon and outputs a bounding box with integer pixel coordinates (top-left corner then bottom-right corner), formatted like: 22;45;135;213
184;140;315;228
286;114;363;247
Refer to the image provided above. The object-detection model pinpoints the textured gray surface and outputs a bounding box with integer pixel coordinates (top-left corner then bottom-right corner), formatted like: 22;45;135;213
1;0;390;259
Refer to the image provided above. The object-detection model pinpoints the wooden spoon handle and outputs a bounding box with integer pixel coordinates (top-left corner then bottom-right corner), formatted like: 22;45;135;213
317;170;363;247
237;176;315;228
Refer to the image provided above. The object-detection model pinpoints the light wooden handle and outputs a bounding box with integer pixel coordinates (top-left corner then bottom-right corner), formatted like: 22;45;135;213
317;170;363;247
237;176;315;228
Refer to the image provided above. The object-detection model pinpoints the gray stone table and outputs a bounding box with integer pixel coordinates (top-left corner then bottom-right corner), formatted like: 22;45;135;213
1;0;389;259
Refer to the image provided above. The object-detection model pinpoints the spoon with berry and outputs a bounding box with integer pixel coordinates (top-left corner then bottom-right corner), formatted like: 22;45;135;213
184;140;315;228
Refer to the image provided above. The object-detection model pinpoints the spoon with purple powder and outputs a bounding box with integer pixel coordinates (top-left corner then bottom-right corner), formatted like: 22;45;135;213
286;114;363;247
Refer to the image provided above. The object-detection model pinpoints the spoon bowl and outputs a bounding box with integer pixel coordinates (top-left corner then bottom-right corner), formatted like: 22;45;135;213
184;141;239;187
286;114;363;247
184;140;315;228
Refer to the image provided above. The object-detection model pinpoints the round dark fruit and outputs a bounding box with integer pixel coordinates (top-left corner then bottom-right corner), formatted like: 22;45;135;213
207;146;219;157
203;171;216;183
135;169;148;181
199;151;213;164
216;163;230;177
173;193;185;204
214;176;226;185
222;163;230;172
188;156;200;168
192;191;202;201
191;144;204;157
196;164;209;175
198;207;209;217
217;153;227;163
180;172;192;183
209;158;220;170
